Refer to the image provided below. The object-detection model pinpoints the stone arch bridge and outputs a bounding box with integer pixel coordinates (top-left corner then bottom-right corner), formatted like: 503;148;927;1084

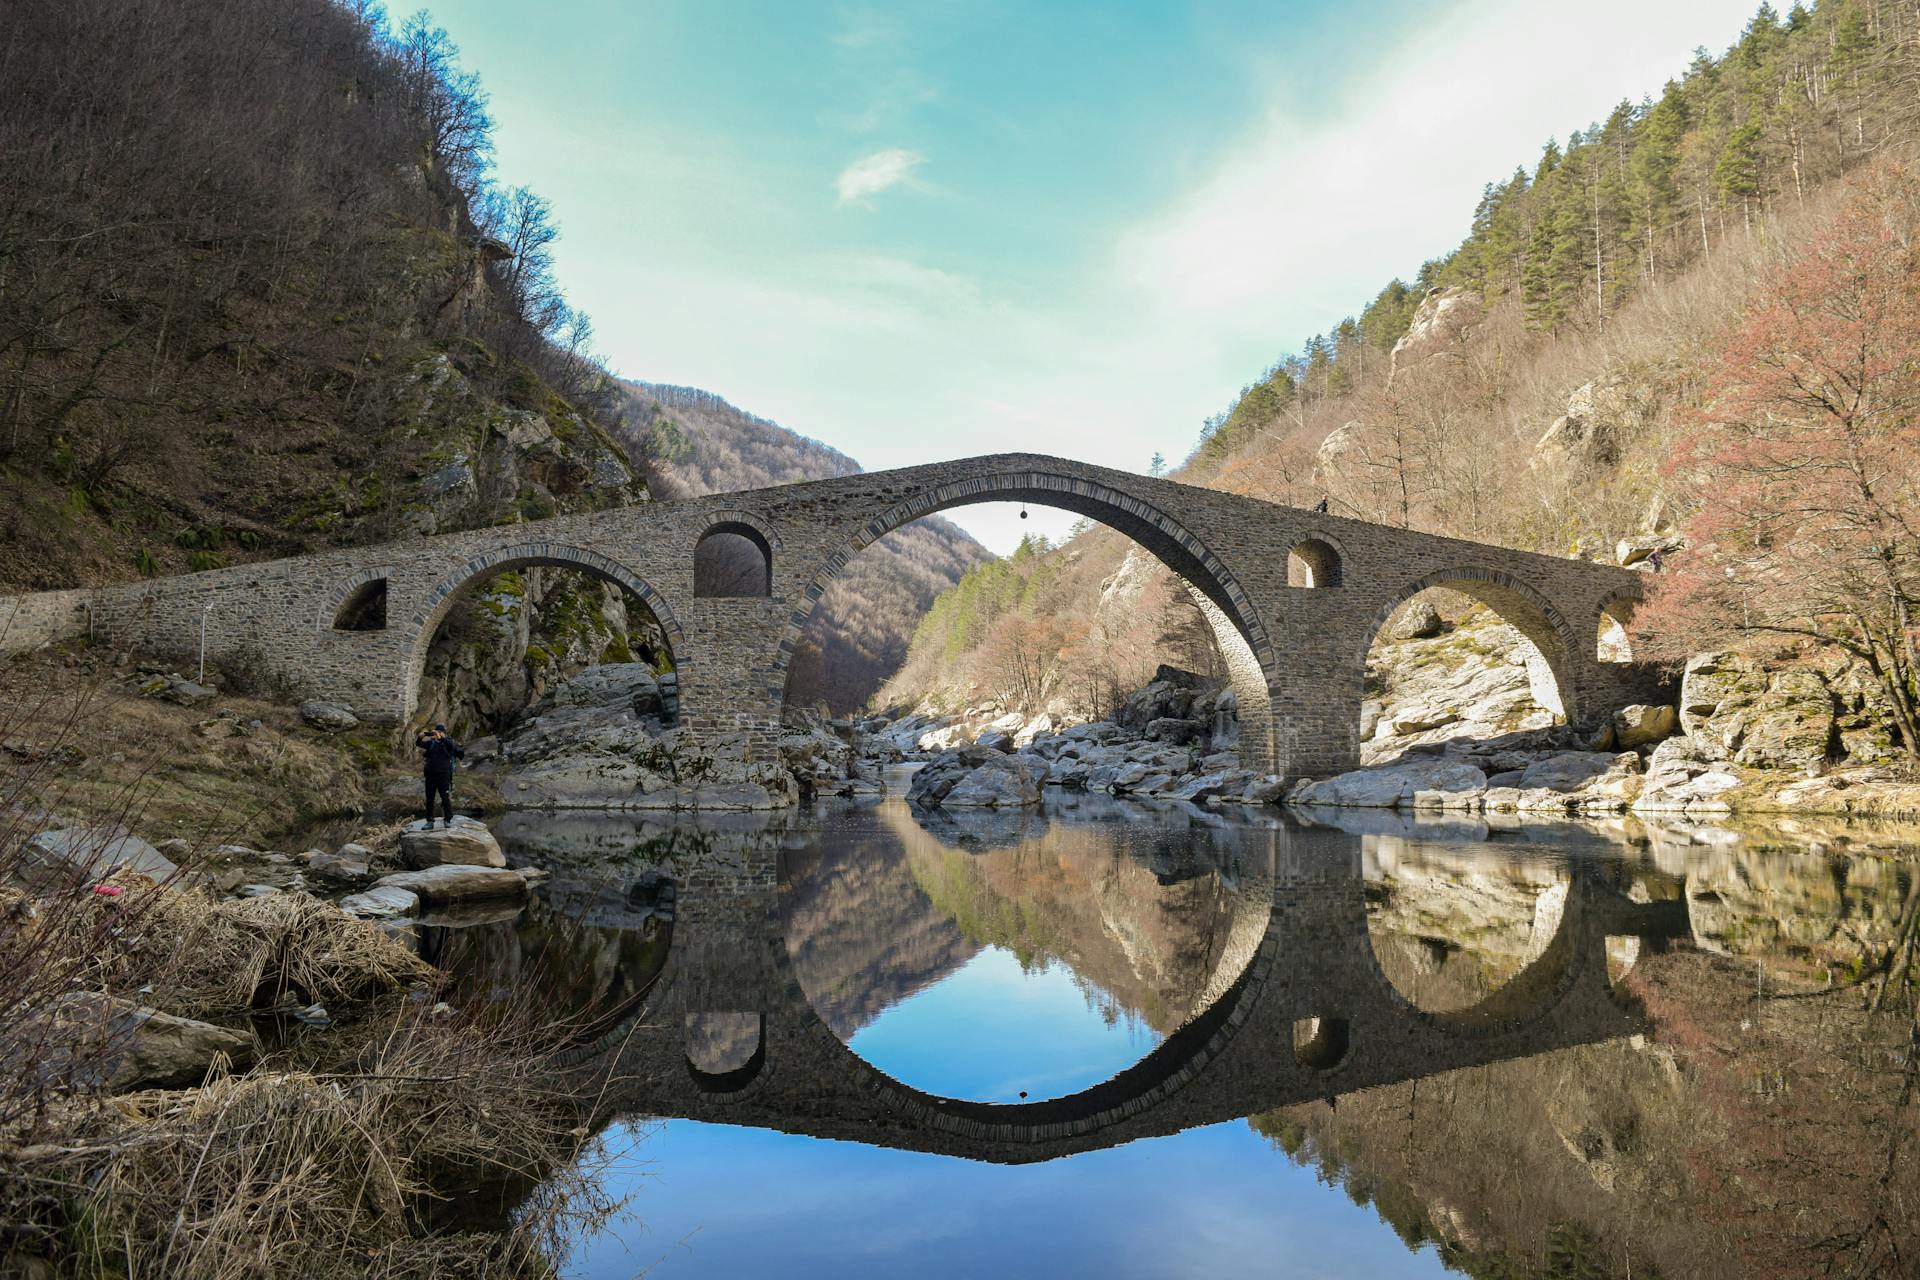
0;453;1658;778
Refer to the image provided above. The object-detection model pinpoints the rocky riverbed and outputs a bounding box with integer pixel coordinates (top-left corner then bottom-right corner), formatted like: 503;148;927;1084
872;609;1920;819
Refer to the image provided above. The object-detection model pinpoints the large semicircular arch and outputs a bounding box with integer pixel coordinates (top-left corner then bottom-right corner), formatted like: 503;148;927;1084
763;856;1284;1144
768;468;1279;704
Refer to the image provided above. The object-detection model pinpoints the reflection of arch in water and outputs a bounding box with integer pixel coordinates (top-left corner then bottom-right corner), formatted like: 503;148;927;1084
562;821;1684;1162
774;803;1279;1117
1361;852;1579;1036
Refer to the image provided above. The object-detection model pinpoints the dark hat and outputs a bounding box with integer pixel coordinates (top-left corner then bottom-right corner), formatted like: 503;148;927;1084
433;723;446;732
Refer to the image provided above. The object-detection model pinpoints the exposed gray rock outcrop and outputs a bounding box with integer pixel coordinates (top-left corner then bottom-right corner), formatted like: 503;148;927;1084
1390;287;1483;381
14;827;178;888
399;815;505;868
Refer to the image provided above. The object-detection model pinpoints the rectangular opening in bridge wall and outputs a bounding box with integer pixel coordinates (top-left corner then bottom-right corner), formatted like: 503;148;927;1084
333;578;388;631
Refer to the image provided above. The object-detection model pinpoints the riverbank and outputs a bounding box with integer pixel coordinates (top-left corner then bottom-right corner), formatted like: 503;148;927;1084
0;658;612;1277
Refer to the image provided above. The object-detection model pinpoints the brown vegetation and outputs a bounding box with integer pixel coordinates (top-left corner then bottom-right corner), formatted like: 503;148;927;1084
0;0;637;593
0;676;613;1278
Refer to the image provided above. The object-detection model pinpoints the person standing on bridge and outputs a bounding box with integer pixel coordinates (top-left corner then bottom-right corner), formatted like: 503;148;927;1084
415;723;464;828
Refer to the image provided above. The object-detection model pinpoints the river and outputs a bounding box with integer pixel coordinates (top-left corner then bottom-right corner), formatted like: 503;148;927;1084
421;792;1920;1278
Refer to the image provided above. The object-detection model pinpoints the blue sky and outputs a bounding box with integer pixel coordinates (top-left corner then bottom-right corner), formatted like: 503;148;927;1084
426;0;1764;552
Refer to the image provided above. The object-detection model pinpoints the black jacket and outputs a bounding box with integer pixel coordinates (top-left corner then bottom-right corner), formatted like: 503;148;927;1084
416;732;463;775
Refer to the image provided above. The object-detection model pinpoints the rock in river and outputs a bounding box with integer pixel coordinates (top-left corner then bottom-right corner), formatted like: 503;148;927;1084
399;815;506;868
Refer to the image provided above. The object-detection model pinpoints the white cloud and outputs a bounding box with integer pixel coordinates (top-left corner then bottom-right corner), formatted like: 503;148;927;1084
835;147;925;204
1116;0;1759;334
519;0;1763;553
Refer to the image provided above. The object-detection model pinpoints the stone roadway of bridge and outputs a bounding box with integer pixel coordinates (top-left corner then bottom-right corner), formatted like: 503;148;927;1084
0;453;1661;778
552;822;1677;1165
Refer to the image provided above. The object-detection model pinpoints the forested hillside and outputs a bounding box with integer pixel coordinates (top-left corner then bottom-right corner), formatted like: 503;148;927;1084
0;0;640;593
882;0;1920;737
624;382;988;715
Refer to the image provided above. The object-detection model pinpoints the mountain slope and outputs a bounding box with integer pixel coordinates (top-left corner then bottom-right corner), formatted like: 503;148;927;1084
0;0;643;595
879;0;1920;744
622;381;989;714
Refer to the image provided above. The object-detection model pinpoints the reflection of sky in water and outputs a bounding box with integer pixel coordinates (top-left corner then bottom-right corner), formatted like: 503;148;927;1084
567;1120;1451;1280
566;947;1447;1278
849;948;1162;1102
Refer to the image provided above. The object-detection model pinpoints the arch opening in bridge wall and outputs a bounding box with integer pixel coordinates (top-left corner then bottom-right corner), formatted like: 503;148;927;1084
685;1012;767;1094
401;543;684;727
1287;537;1344;588
332;577;388;631
1597;591;1636;664
769;470;1280;768
1355;568;1578;762
694;519;774;598
1292;1016;1350;1071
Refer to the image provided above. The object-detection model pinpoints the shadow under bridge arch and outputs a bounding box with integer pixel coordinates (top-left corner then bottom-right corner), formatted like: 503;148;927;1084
772;469;1281;768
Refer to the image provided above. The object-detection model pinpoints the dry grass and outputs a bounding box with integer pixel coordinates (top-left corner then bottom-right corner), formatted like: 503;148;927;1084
0;648;376;848
4;1003;619;1279
0;681;625;1279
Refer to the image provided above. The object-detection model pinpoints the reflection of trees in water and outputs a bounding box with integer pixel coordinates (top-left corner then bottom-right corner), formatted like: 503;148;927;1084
780;830;978;1040
881;804;1250;1036
1259;841;1920;1280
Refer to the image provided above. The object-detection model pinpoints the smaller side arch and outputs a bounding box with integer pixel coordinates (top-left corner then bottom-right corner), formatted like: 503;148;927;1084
685;1011;769;1096
318;565;396;632
1358;566;1579;721
402;543;685;723
1597;589;1639;664
694;517;775;598
1287;534;1346;588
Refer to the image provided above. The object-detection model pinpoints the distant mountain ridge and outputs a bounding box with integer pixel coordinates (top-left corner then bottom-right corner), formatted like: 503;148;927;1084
619;380;990;714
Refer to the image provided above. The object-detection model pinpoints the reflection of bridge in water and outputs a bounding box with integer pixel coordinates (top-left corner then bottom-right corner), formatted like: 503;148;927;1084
509;810;1686;1166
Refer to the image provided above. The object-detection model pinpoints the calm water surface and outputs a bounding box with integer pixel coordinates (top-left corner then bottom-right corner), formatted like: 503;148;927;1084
426;795;1920;1279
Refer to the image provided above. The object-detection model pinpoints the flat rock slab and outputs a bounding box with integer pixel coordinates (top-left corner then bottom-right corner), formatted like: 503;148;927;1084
16;827;178;888
374;865;528;907
338;885;421;919
16;993;254;1092
399;815;505;868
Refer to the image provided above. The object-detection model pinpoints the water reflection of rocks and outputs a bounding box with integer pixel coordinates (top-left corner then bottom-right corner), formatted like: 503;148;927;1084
426;801;1688;1168
419;799;1920;1273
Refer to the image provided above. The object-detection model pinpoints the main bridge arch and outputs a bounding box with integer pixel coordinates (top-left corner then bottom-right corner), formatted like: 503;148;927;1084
768;468;1281;765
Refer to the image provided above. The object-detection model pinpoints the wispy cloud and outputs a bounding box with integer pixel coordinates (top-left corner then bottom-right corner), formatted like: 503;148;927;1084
831;6;906;53
834;147;925;205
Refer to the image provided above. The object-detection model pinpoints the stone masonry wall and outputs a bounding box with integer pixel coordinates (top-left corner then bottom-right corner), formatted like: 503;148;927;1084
0;453;1659;777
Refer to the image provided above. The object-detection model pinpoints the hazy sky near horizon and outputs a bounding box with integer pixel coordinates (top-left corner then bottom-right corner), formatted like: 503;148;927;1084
425;0;1764;553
